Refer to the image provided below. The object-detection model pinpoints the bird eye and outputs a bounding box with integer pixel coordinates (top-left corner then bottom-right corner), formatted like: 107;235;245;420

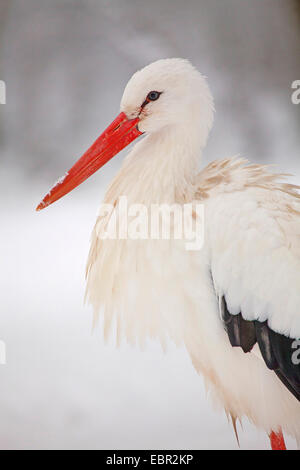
140;91;162;111
147;91;161;101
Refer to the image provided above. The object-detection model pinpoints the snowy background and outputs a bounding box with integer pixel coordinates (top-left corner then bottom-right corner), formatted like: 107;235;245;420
0;0;300;449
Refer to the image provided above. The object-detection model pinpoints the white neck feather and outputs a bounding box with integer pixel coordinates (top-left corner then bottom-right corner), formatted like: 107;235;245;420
105;122;206;205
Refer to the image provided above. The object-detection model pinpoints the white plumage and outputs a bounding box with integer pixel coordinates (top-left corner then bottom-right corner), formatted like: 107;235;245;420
40;58;300;448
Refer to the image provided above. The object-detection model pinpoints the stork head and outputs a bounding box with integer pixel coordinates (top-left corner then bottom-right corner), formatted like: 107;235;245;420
121;58;214;135
36;58;214;211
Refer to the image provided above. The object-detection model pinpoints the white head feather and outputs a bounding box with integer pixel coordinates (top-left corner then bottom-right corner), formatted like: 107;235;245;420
120;58;214;148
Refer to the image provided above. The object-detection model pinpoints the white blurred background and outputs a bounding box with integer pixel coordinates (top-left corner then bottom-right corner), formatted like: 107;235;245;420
0;0;299;449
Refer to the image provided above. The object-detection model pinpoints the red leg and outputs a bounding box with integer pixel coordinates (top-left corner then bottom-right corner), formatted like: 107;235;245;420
269;429;286;450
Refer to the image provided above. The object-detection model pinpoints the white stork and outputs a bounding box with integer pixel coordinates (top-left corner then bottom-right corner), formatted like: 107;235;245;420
37;59;300;450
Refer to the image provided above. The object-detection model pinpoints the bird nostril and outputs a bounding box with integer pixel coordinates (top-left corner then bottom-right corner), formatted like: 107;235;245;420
113;123;122;132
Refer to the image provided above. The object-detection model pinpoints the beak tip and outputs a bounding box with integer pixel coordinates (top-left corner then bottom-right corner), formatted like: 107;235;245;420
35;201;46;212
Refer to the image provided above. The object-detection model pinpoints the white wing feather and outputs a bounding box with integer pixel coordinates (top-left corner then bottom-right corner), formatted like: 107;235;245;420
200;158;300;338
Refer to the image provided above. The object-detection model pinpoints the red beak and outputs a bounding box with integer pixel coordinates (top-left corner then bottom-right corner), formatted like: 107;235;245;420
36;112;142;211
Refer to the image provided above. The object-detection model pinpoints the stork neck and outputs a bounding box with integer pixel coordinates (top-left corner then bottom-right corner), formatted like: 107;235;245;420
115;124;203;204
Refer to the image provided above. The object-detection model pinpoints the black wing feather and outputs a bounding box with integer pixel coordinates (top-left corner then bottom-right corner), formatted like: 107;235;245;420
255;321;278;369
221;296;300;402
220;296;256;353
